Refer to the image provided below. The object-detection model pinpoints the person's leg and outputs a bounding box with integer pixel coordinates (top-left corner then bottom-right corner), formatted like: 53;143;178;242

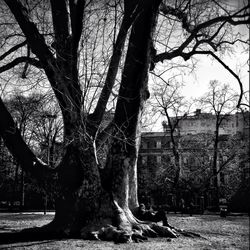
154;211;169;226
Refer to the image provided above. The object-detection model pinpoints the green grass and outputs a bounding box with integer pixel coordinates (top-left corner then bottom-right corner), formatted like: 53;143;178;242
0;213;249;249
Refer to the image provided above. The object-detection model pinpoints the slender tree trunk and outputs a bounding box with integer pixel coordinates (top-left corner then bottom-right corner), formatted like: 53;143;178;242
212;123;220;208
20;168;25;210
166;113;181;187
11;162;19;210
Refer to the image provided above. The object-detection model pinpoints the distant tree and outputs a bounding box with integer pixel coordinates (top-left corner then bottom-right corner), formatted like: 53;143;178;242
2;91;62;210
0;137;14;205
160;131;249;209
4;91;46;209
153;80;193;186
31;96;63;167
198;80;239;207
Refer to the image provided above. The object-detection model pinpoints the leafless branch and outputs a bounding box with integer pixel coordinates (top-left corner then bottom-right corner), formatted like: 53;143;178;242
0;40;27;61
0;57;42;74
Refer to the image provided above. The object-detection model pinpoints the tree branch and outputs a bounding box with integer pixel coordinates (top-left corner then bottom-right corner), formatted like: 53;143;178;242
4;0;82;119
160;2;192;32
208;52;243;108
4;0;56;66
21;45;31;78
154;3;249;63
50;0;83;111
69;0;86;53
88;1;142;134
0;57;42;74
0;97;56;182
0;41;27;61
50;0;71;60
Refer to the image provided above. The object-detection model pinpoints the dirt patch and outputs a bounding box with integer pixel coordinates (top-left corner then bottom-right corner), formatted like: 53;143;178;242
0;213;249;250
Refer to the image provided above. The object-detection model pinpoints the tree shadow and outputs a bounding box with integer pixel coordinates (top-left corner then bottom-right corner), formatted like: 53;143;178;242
0;230;67;245
1;239;60;249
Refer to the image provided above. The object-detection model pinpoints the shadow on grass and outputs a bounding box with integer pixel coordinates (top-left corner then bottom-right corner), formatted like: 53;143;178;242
1;239;60;249
0;230;69;245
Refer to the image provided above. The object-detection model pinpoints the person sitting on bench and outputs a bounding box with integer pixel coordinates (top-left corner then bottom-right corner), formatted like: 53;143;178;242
136;203;170;227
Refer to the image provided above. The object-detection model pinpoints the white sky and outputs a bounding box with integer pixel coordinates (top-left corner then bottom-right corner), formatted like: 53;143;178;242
147;47;249;132
182;6;249;98
182;52;249;99
146;5;249;132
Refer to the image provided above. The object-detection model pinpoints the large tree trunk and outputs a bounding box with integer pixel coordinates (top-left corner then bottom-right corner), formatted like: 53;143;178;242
106;0;160;221
0;0;183;244
42;0;174;241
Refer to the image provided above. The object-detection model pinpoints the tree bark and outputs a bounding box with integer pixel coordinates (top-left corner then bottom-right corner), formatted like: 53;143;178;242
48;0;163;239
109;0;161;212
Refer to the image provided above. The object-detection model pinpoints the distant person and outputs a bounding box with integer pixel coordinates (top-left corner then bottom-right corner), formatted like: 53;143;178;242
172;196;177;214
179;198;185;214
200;196;204;214
189;199;194;216
136;203;171;227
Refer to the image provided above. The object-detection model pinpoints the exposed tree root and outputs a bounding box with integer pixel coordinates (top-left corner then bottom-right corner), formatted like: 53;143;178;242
85;223;178;243
0;220;203;245
80;202;182;243
0;201;202;245
82;202;203;243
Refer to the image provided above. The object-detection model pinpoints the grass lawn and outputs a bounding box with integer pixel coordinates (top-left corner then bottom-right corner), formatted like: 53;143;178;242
0;212;249;250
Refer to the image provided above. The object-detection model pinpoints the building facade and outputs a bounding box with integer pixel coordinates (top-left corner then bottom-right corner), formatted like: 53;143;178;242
165;109;249;136
137;110;250;212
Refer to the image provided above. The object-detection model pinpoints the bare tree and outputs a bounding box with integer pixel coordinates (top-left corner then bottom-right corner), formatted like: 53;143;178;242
198;80;239;207
4;91;47;209
152;80;193;186
0;0;249;243
153;0;249;107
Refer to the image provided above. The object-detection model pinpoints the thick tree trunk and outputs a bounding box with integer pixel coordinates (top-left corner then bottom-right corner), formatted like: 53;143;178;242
45;0;169;241
108;0;160;216
48;123;104;233
0;0;202;244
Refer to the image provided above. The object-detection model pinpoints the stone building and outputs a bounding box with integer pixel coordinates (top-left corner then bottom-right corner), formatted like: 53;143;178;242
137;110;249;212
166;109;249;136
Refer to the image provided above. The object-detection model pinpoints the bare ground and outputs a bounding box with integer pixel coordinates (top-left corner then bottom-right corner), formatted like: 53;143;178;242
0;212;249;250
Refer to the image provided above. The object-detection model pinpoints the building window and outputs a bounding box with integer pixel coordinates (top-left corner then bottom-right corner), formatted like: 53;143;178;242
183;157;188;164
156;140;161;149
142;156;148;165
156;156;161;164
243;166;250;179
141;141;147;149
